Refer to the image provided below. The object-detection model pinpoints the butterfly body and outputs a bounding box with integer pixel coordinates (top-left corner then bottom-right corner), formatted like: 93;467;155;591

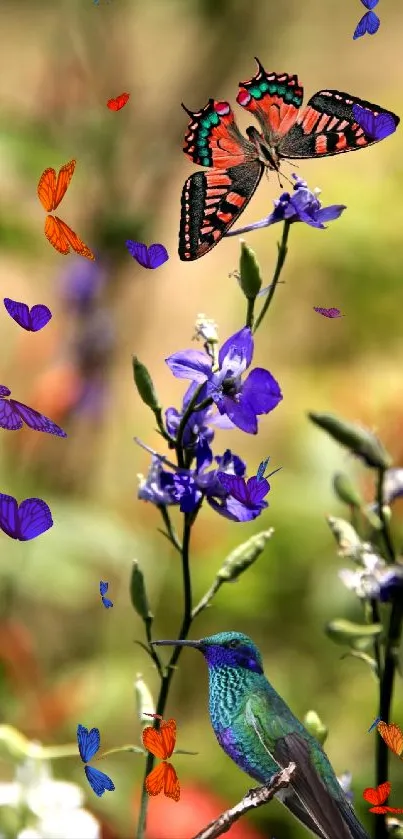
179;58;399;261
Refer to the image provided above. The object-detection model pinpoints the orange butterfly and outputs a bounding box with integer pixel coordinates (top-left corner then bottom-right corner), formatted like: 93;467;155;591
37;160;95;261
370;718;403;759
363;781;403;814
142;717;180;802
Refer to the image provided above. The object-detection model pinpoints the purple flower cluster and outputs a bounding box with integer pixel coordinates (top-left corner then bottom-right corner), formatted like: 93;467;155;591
138;327;282;522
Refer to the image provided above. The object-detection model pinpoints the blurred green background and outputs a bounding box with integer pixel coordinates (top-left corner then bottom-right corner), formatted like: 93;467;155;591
0;0;402;836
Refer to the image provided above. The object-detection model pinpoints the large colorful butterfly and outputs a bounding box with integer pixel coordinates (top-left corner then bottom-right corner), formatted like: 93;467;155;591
37;160;95;261
142;717;180;801
179;58;399;260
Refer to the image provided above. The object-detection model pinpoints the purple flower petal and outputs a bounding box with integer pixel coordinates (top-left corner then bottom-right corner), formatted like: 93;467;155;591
241;368;283;415
314;307;343;318
220;395;258;434
361;0;378;8
218;327;253;369
165;349;212;382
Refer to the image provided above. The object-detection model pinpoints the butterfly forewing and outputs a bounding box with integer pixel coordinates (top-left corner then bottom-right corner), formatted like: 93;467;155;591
237;61;303;143
37;168;58;212
160;719;176;758
378;722;403;757
53;160;76;209
142;726;168;760
363;782;391;805
183;99;256;169
18;497;53;541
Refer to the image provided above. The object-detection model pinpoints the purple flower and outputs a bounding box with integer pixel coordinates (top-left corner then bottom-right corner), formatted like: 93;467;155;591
378;567;403;604
165;382;214;471
166;327;282;434
160;470;201;514
226;175;346;236
137;456;178;506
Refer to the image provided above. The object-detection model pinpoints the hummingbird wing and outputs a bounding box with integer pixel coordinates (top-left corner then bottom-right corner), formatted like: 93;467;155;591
246;696;370;839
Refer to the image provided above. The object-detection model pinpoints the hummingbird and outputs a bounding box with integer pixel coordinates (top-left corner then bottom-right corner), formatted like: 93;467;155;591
152;631;370;839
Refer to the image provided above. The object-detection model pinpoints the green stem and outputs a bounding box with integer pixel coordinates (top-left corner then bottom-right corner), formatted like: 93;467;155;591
136;515;194;839
374;467;399;839
245;297;255;329
176;383;206;467
376;468;395;564
253;221;291;334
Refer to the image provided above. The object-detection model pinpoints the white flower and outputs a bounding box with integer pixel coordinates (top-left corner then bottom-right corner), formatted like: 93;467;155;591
0;756;100;839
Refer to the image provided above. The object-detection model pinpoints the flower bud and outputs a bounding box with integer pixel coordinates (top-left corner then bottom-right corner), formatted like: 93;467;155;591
132;356;161;413
308;412;392;470
130;560;153;624
239;241;262;299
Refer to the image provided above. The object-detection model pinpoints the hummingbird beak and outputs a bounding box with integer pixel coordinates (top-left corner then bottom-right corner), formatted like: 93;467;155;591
151;639;203;650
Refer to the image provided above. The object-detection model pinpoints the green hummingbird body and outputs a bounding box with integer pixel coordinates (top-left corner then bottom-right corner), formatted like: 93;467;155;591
153;631;371;839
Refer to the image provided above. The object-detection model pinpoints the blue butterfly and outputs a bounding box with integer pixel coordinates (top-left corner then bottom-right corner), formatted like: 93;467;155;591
353;10;380;39
100;580;113;608
76;724;115;797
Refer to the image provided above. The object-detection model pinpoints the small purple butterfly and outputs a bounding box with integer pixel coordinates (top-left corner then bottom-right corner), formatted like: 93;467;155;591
360;0;378;8
313;307;343;318
352;105;397;141
353;10;380;39
0;385;66;436
3;299;52;332
218;472;270;508
100;580;113;608
0;494;53;540
125;241;169;269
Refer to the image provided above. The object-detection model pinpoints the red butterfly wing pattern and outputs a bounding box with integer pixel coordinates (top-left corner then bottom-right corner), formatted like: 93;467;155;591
278;90;400;159
363;782;391;805
236;59;303;143
182;99;255;169
179;98;263;260
179;162;263;261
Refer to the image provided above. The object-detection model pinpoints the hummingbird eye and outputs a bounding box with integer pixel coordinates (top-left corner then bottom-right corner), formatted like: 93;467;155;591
228;639;242;648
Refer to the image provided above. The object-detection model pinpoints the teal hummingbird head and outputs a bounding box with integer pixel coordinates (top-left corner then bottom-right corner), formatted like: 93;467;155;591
152;631;264;674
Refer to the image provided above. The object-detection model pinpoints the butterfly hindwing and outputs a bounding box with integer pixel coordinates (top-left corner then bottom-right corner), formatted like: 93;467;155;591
145;762;166;797
163;761;180;801
10;399;67;437
278;90;399;159
179;162;263;260
85;765;115;797
17;497;53;541
182;99;255;169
